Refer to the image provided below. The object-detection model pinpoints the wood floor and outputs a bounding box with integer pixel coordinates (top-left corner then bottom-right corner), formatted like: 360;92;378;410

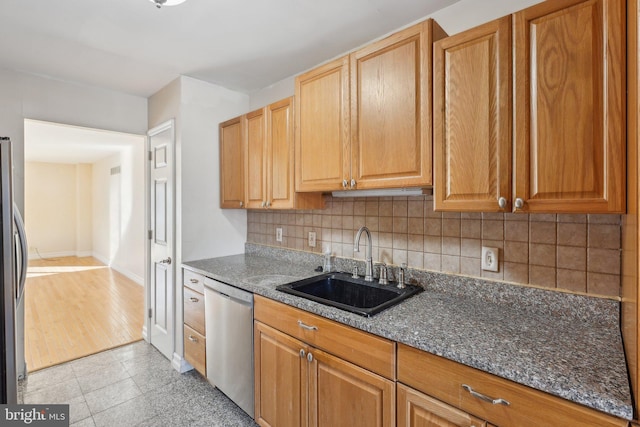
25;256;144;372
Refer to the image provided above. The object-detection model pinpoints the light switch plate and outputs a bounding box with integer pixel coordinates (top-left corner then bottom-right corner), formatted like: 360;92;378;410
481;246;499;272
308;231;316;247
276;227;283;242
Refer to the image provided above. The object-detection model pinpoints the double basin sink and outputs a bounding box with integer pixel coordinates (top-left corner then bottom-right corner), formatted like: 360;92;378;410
276;272;423;317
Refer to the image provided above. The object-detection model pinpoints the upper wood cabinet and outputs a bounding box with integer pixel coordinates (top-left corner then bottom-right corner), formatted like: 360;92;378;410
295;20;446;192
295;56;350;192
434;0;626;213
433;16;512;212
513;0;626;213
245;108;268;209
219;116;245;209
267;98;323;209
223;98;324;210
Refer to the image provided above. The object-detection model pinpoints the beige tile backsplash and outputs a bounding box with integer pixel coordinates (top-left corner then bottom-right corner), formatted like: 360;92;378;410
246;195;622;297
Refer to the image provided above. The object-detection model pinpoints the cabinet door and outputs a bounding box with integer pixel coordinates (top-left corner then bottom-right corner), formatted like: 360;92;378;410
219;116;245;209
295;56;350;192
351;20;444;190
254;322;308;427
268;97;295;209
398;384;487;427
433;16;511;212
513;0;625;213
245;108;267;209
308;347;395;427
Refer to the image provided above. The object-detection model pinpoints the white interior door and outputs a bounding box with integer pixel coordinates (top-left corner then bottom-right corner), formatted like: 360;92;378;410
147;120;174;360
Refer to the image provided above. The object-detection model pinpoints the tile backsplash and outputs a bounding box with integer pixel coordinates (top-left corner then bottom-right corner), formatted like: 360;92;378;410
246;195;622;297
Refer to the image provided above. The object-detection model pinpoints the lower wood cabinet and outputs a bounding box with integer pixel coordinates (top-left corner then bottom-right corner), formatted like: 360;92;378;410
183;269;206;376
397;344;627;427
398;383;490;427
254;296;395;427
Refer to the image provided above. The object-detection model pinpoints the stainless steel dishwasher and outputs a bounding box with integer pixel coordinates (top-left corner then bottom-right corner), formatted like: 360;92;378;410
204;277;254;418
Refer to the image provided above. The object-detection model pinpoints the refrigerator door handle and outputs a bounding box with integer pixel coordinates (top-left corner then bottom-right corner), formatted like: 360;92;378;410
13;204;27;301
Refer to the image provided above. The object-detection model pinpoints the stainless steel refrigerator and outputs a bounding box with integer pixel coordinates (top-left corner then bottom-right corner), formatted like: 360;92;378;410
1;137;27;404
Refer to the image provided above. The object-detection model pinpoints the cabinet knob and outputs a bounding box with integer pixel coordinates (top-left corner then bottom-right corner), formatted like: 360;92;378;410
350;179;356;189
498;197;507;209
266;201;271;208
307;352;314;363
261;201;266;208
342;179;348;188
299;349;306;358
514;198;524;209
239;201;244;208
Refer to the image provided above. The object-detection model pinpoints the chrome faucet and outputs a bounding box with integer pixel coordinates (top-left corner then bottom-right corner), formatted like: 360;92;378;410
354;226;374;281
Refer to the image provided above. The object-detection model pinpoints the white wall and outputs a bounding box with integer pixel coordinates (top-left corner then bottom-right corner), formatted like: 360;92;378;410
76;164;93;256
0;67;147;216
24;162;79;257
92;143;145;284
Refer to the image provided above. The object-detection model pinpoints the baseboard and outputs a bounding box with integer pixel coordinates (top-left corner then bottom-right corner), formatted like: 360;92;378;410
171;352;194;373
141;325;148;341
91;253;144;285
28;250;76;260
75;251;93;257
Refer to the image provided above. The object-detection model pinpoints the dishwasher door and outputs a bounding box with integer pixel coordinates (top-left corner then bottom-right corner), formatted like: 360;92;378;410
204;279;254;418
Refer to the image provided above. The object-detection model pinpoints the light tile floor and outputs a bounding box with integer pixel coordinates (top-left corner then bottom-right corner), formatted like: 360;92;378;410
19;341;258;427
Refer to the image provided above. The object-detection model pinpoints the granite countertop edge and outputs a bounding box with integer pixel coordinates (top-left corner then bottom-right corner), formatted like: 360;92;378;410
182;247;633;421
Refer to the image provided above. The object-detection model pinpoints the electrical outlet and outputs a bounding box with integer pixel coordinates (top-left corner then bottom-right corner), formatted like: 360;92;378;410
276;227;283;242
308;231;316;247
481;246;499;272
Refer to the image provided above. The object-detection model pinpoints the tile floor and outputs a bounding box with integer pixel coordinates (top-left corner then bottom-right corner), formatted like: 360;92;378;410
19;341;258;427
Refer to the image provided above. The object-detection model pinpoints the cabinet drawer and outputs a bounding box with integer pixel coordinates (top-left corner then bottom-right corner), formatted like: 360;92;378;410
184;324;206;376
397;344;626;427
183;269;205;293
254;295;395;380
184;287;205;335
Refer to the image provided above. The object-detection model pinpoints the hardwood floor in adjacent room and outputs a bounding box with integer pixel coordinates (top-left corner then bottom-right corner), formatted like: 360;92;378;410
25;256;144;372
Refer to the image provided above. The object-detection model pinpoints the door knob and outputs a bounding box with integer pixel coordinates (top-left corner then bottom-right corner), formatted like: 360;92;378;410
159;257;172;265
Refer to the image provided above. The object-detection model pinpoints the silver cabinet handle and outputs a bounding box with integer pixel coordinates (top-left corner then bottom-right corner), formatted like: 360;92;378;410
266;201;271;208
498;197;507;209
307;352;313;363
160;257;172;265
350;179;356;189
189;297;199;303
261;201;266;208
514;198;524;209
297;320;318;331
188;335;198;342
342;179;348;188
239;201;244;208
462;384;510;406
190;278;199;284
299;349;306;358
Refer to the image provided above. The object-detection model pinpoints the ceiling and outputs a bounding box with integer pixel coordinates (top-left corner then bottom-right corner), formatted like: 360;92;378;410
24;120;143;164
0;0;460;98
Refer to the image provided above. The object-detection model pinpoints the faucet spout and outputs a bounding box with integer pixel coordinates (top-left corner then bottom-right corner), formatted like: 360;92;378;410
354;226;374;281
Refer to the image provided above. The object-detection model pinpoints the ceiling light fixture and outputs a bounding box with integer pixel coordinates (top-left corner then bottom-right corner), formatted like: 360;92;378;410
149;0;187;9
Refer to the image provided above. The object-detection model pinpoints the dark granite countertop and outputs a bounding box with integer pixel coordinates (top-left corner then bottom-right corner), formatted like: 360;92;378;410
182;244;633;421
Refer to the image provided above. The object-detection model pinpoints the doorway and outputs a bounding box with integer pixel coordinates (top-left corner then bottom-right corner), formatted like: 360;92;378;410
23;119;146;371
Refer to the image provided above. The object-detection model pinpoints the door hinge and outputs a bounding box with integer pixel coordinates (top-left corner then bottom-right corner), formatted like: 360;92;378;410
148;151;153;161
148;308;153;318
148;230;153;240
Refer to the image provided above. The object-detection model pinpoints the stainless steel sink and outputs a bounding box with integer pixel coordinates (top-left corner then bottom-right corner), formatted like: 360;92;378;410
276;272;423;316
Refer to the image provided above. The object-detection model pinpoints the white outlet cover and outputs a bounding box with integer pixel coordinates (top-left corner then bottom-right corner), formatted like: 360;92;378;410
276;227;283;242
308;231;316;247
481;246;499;272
